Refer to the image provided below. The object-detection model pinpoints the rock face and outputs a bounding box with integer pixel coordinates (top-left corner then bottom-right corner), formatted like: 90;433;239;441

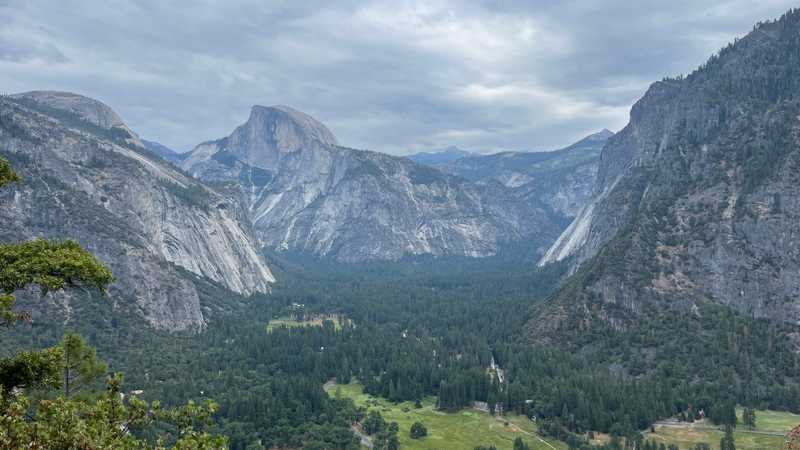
0;92;274;330
11;91;143;148
436;130;611;224
182;106;560;262
535;10;800;331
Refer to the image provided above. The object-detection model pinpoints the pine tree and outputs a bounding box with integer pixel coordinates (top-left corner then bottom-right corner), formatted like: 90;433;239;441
513;437;530;450
61;332;108;397
742;407;756;429
410;421;427;439
363;410;385;435
0;158;226;448
720;425;736;450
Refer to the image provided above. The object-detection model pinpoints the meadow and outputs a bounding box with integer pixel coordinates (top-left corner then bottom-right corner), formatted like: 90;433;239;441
325;380;565;450
266;314;348;332
643;408;800;449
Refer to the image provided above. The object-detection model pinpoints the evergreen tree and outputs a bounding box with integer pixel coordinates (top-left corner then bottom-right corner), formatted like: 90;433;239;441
363;410;385;435
513;436;530;450
0;159;226;448
410;421;427;439
742;407;756;429
0;157;19;189
720;425;736;450
61;332;108;397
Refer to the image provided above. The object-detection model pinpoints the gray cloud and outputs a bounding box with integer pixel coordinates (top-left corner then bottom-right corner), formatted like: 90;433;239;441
0;0;796;154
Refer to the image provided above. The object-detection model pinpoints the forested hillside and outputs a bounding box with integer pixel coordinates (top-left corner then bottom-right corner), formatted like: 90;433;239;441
538;9;800;330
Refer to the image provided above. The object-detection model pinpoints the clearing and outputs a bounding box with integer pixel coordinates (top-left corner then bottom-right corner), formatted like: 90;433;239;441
324;380;565;450
644;408;800;449
266;314;348;332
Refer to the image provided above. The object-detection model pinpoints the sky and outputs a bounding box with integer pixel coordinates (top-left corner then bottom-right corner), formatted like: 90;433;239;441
0;1;796;155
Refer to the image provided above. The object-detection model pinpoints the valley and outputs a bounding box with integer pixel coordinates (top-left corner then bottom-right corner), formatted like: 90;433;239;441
3;4;800;450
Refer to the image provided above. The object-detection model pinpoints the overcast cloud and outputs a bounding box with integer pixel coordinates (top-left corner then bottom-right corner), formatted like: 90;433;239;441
0;0;796;154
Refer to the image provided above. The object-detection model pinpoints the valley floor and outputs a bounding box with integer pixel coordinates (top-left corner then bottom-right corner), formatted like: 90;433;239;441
324;380;565;450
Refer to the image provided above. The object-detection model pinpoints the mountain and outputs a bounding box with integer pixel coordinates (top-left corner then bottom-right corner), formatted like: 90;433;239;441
142;139;184;165
535;10;800;335
437;130;612;223
0;91;275;330
181;105;560;262
406;146;472;165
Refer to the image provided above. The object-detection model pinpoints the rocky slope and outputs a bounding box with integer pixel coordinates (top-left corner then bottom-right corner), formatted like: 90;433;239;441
534;9;800;334
142;139;184;165
0;92;274;330
182;106;559;262
436;130;611;224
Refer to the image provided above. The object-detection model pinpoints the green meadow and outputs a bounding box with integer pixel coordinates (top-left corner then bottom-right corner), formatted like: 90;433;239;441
325;380;565;450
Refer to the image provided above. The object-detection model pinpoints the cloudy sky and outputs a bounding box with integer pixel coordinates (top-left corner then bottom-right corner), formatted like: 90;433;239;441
0;1;796;154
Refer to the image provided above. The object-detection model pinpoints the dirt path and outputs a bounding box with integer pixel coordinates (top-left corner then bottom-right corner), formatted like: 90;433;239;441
494;416;557;450
324;380;373;448
351;424;374;449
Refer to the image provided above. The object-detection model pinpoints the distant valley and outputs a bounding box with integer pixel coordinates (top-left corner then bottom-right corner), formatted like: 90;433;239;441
4;5;800;450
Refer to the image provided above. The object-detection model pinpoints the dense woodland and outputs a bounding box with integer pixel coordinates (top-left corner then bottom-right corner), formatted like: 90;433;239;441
3;246;799;449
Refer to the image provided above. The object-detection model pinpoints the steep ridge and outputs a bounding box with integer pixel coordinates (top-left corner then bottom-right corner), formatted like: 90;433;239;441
0;92;275;330
436;130;612;223
406;146;472;165
534;10;800;334
182;106;559;262
142;139;184;165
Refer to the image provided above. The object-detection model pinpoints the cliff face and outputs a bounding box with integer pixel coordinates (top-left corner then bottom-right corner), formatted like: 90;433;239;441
0;92;274;330
183;106;560;262
534;10;800;333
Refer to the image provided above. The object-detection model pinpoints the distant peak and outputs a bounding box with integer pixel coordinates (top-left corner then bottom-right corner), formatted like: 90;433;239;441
572;129;614;146
15;90;83;99
251;104;303;115
407;146;472;166
12;90;128;131
442;146;468;153
245;104;338;149
590;129;614;140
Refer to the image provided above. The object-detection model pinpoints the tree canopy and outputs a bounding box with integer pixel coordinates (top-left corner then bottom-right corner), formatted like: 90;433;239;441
0;157;19;188
0;158;226;449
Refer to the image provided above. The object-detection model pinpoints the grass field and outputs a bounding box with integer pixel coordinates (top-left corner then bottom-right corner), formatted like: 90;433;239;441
266;314;348;332
324;380;565;450
644;408;800;449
